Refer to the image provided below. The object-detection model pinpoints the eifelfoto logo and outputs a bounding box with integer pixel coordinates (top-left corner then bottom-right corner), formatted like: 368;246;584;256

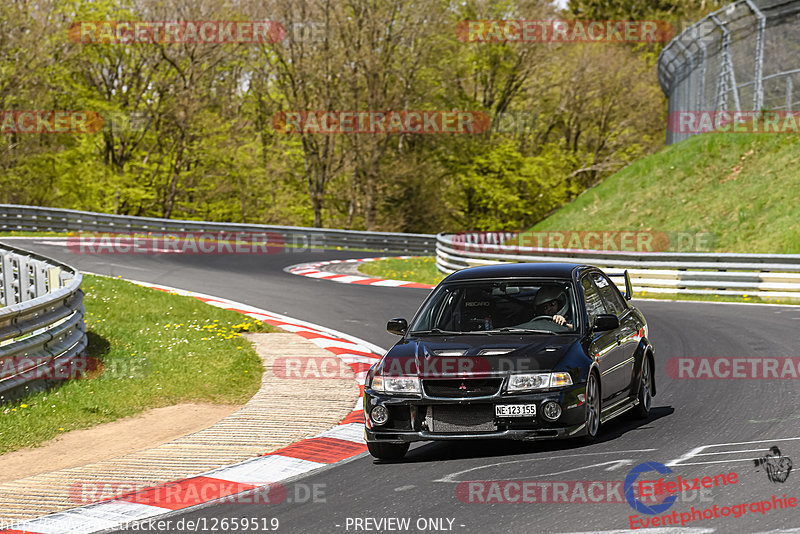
625;462;678;515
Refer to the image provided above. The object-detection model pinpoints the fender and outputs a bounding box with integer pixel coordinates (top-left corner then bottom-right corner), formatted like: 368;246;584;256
638;337;656;397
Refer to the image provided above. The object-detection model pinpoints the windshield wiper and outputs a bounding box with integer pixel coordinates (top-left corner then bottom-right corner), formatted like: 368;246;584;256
484;328;557;335
410;328;461;336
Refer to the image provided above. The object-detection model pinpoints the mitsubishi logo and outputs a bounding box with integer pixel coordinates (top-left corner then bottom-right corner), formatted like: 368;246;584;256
459;381;467;391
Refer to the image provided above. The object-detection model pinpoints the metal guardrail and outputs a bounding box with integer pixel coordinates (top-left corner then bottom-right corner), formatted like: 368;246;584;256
436;233;800;299
0;243;86;400
0;204;436;254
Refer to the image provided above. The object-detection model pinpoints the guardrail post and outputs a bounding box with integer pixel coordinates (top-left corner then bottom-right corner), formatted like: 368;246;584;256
32;260;48;298
17;256;32;302
745;0;766;111
1;254;14;306
712;15;741;112
47;267;61;292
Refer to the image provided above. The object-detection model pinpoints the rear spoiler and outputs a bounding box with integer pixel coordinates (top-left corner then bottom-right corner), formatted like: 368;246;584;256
607;270;633;301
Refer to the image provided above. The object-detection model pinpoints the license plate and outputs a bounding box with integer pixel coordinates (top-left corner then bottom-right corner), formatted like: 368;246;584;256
495;404;536;417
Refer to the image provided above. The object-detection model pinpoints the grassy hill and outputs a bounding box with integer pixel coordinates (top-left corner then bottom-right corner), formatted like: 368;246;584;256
526;133;800;254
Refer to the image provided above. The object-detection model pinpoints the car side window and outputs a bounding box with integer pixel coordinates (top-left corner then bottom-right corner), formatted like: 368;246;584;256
591;272;627;317
580;276;607;328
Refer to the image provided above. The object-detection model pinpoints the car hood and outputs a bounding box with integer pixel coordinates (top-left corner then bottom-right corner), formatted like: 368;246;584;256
377;334;581;378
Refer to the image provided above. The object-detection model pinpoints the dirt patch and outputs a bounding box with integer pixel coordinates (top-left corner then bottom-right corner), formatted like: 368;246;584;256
0;403;238;483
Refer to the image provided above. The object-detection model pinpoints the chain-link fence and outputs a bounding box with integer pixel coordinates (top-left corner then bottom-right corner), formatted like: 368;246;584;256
659;0;800;144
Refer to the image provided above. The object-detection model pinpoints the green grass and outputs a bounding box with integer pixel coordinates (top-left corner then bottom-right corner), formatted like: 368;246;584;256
358;256;445;286
633;291;798;305
0;231;73;237
524;133;800;253
0;275;276;454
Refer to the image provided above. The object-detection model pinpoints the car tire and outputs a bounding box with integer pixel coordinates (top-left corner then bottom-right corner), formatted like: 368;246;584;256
582;372;601;443
367;441;410;460
633;355;652;419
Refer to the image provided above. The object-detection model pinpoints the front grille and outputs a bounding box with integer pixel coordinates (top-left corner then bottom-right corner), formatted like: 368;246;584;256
423;378;502;398
426;405;497;433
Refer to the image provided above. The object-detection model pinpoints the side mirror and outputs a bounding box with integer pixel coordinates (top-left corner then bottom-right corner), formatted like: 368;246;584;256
624;270;633;301
387;318;408;336
593;314;619;332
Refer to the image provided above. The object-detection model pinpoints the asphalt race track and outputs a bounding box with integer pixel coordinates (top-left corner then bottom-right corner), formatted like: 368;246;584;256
6;239;800;534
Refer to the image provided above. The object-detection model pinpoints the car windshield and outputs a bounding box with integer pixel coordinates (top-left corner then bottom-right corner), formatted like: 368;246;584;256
409;279;579;334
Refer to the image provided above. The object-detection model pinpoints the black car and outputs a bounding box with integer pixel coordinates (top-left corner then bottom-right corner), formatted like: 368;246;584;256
364;263;656;460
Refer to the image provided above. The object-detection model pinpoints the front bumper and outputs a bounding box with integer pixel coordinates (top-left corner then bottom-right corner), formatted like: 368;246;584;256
365;426;582;443
364;383;587;444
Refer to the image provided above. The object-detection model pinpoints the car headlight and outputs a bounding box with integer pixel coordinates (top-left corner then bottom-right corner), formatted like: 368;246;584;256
371;375;421;395
507;372;573;392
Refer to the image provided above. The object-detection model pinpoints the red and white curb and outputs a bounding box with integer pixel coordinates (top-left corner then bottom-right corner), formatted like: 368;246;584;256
1;280;383;534
287;257;435;289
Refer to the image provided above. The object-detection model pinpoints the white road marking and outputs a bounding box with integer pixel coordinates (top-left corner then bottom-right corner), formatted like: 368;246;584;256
303;271;341;279
434;449;657;483
207;455;325;485
604;459;636;471
694;448;775;456
667;436;800;467
370;279;412;287
315;423;365;444
13;501;168;533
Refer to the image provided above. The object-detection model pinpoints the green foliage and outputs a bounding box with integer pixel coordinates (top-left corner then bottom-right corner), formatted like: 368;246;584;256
1;0;684;232
443;140;573;230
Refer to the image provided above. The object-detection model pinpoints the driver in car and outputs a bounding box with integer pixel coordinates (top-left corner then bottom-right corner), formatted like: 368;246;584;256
533;286;573;329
